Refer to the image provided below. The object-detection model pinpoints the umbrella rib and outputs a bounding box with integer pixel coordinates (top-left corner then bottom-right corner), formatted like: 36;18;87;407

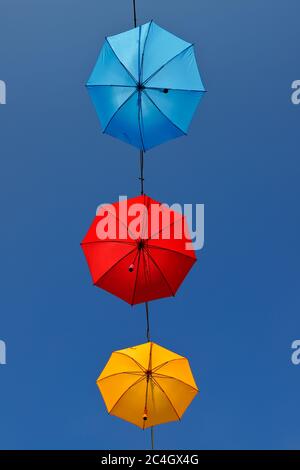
146;86;206;93
81;240;136;247
94;204;137;240
98;371;144;382
149;218;178;240
138;90;146;151
108;376;146;414
153;373;199;393
94;247;137;286
141;246;151;292
106;206;137;240
149;214;193;247
86;84;136;88
105;38;138;85
146;243;197;261
151;377;181;421
142;44;193;86
140;20;153;83
103;89;137;134
114;351;147;373
131;249;142;305
143;90;187;136
144;247;175;297
152;357;186;373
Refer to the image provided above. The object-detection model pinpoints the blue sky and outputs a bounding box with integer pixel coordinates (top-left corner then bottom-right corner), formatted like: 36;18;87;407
0;0;299;449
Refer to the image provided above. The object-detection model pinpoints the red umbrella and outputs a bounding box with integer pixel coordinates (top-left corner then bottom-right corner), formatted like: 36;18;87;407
81;195;196;305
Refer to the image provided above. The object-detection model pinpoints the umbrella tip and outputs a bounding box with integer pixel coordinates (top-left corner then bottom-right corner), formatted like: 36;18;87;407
128;264;134;272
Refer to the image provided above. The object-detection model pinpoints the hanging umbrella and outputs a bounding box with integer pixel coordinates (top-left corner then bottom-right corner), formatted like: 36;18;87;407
81;194;197;305
97;341;199;429
86;20;205;151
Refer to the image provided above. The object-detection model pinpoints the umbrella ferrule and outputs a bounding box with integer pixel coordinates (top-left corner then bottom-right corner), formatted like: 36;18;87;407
143;407;148;421
128;264;135;272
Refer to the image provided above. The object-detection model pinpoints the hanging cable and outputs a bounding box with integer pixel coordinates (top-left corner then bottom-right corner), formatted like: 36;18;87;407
133;1;145;196
145;301;150;342
133;0;154;451
139;150;144;195
133;0;137;27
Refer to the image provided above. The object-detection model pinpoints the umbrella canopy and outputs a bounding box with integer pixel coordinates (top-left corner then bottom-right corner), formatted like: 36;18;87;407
97;341;199;429
81;194;197;305
86;21;205;150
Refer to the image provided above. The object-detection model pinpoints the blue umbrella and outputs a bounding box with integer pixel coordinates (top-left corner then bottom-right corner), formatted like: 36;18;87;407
86;21;205;152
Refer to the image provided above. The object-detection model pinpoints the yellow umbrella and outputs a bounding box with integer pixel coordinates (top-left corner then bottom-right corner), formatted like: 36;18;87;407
97;342;199;429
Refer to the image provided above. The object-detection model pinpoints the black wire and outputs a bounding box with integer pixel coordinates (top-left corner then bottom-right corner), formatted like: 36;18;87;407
133;0;154;451
133;0;137;27
145;301;150;342
139;150;144;195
